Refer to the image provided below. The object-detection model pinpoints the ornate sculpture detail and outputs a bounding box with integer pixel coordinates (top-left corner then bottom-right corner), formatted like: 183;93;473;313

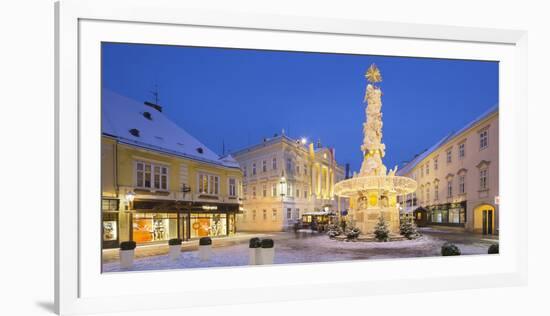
360;64;387;177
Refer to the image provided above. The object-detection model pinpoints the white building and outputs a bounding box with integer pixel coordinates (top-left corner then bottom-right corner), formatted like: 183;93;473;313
232;135;347;231
397;106;499;235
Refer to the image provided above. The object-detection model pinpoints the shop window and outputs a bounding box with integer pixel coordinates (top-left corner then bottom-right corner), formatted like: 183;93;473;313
190;213;227;238
102;212;118;242
133;213;178;243
198;173;219;195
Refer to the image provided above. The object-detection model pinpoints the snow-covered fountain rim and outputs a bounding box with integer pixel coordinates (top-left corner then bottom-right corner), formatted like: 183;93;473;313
333;175;417;197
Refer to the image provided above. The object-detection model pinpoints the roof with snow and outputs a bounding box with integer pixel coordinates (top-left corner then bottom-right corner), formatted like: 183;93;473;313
102;89;240;169
396;105;498;176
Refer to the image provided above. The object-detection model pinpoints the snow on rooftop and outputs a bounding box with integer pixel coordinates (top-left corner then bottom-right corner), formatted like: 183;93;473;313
102;89;239;168
396;105;498;176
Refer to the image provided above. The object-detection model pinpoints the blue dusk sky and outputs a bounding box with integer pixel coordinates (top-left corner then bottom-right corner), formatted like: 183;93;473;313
102;43;498;172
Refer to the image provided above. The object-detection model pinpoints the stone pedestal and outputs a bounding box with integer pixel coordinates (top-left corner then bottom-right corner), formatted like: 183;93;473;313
354;207;400;235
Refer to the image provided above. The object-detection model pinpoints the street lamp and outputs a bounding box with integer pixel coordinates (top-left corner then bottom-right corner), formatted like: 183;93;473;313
125;190;135;211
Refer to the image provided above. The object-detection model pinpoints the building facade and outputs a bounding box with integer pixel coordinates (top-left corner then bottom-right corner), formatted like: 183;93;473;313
101;90;243;249
397;106;499;235
232;135;347;232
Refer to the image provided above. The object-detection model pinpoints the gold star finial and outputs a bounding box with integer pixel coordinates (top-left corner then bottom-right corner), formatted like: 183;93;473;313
365;63;382;84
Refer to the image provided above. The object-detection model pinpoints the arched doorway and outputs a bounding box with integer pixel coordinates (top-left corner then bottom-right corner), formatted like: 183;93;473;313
474;204;496;235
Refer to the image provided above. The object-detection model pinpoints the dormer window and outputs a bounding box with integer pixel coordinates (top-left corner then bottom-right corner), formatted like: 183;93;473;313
196;147;204;154
129;128;140;137
142;111;152;120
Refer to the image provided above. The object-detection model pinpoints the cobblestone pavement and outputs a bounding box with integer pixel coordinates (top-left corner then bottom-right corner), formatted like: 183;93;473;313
102;227;499;272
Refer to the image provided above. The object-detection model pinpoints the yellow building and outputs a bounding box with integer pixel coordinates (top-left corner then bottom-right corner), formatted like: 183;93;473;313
101;90;243;248
397;106;499;235
232;135;347;232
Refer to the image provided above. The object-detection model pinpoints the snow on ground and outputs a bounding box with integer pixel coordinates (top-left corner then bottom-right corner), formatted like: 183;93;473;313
103;228;498;273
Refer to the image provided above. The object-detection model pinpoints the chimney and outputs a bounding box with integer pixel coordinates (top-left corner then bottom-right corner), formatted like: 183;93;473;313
144;101;162;112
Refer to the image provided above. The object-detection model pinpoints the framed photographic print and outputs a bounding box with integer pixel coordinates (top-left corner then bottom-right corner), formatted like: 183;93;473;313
55;0;527;314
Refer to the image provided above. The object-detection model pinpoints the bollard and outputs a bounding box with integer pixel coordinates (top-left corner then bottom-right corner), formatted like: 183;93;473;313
119;241;136;269
248;237;262;265
168;238;182;261
198;237;212;261
259;238;275;265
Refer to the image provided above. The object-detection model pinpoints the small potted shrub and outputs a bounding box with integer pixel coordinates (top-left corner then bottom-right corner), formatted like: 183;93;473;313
441;242;461;256
488;243;499;254
374;216;390;242
119;241;136;268
346;227;361;241
168;238;182;260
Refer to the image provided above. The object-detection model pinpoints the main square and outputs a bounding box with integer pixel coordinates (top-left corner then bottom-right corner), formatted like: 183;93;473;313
100;43;499;272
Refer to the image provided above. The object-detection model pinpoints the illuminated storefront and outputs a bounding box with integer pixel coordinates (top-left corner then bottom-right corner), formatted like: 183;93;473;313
426;201;467;227
101;198;120;249
128;200;239;245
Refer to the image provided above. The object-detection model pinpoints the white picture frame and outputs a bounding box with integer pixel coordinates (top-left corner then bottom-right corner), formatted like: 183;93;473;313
55;0;527;314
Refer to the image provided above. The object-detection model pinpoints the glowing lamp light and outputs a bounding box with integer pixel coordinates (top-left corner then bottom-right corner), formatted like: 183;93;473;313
300;137;307;145
125;191;136;202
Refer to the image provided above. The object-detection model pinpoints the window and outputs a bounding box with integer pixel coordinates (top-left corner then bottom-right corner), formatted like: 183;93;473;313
420;166;424;177
446;149;452;163
296;188;300;198
459;143;465;159
304;189;308;199
228;178;237;197
434;158;439;170
426;163;429;175
426;186;430;203
243;165;247;177
272;157;277;170
252;210;257;221
272;184;277;197
198;173;219;195
286;158;292;172
262;184;267;197
447;180;453;197
252;186;256;198
294;208;300;219
304;164;308;175
272;209;277;221
243;185;247;197
262;210;267;221
136;161;168;190
459;175;466;194
480;169;488;190
480;130;488;150
262;160;267;172
252;163;257;175
242;210;247;222
434;183;439;200
287;182;292;197
287;208;292;219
